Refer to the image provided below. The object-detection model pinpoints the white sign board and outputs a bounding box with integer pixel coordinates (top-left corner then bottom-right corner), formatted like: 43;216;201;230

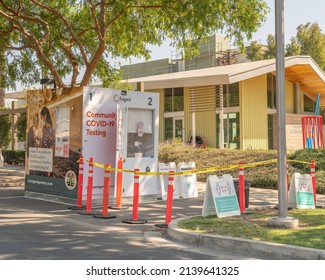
158;162;179;200
202;174;240;218
28;148;53;172
178;162;198;198
82;95;117;198
288;172;315;209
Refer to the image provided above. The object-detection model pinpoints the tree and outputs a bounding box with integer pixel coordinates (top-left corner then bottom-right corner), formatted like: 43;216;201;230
0;48;5;107
295;22;325;69
0;0;269;89
285;37;301;56
246;40;264;61
264;34;276;59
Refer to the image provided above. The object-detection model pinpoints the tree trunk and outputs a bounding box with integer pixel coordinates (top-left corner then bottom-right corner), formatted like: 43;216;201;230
0;49;5;107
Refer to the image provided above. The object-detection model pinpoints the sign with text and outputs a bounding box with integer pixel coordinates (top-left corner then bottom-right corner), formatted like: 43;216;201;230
288;172;315;209
178;162;198;198
29;147;53;172
82;98;117;196
202;174;240;218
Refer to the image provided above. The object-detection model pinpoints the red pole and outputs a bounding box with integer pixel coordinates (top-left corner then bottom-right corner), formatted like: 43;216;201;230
102;164;111;216
286;161;289;190
93;164;116;219
116;157;123;208
77;156;84;208
310;160;316;206
286;161;289;205
69;156;85;210
238;162;245;213
122;169;147;224
165;171;175;225
85;157;94;213
132;169;140;221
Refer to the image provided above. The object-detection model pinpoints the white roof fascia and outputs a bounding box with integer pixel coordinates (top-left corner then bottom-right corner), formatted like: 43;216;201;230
127;55;325;90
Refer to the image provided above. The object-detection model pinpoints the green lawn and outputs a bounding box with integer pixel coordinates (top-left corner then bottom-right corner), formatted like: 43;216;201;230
178;208;325;250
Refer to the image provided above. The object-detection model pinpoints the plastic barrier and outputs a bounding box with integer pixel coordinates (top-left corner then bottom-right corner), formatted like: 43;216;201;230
310;160;316;206
122;169;147;224
155;171;175;228
68;156;85;210
79;157;94;215
76;157;316;225
238;162;245;213
110;157;128;210
93;164;116;219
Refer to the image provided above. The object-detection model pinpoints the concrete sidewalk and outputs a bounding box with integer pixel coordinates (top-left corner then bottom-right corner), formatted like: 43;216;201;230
0;165;325;259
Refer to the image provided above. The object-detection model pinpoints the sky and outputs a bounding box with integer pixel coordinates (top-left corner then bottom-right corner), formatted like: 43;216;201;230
121;0;325;65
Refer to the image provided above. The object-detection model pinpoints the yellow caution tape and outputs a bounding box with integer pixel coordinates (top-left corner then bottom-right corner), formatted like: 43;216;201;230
287;159;311;165
80;158;289;176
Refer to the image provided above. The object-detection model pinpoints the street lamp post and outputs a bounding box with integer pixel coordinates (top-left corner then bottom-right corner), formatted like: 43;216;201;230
268;0;299;228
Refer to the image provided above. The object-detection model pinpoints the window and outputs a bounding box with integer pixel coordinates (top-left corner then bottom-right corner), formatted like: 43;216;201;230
304;95;315;112
216;83;239;108
164;88;184;112
164;118;173;139
268;114;274;150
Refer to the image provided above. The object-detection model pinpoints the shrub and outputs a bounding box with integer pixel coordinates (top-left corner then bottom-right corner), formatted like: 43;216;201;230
158;143;325;194
2;150;25;165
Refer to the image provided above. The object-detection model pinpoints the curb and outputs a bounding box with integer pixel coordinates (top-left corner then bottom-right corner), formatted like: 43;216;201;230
167;217;325;260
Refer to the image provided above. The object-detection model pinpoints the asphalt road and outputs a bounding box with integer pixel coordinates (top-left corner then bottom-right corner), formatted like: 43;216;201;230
0;195;257;260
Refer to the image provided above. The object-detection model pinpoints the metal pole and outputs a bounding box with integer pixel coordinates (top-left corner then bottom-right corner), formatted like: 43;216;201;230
275;0;288;218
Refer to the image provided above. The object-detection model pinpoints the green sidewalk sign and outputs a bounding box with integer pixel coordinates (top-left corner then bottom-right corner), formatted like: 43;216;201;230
202;174;240;218
288;172;315;209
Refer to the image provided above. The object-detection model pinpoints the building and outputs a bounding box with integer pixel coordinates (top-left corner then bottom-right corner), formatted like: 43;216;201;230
126;56;325;150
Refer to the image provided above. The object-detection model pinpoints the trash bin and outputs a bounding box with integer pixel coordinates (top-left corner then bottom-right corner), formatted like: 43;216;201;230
233;178;251;208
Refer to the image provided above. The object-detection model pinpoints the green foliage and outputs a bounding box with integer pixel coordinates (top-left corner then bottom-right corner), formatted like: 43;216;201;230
0;1;270;88
2;150;25;165
159;143;325;194
248;22;325;71
246;40;264;61
0;109;11;148
295;22;325;70
16;112;27;142
286;37;301;56
264;34;276;59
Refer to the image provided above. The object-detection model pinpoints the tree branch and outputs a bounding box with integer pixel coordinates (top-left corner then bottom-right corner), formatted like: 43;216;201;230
29;0;90;66
61;43;79;87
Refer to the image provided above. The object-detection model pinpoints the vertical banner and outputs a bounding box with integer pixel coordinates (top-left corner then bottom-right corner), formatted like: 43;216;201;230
83;89;117;198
